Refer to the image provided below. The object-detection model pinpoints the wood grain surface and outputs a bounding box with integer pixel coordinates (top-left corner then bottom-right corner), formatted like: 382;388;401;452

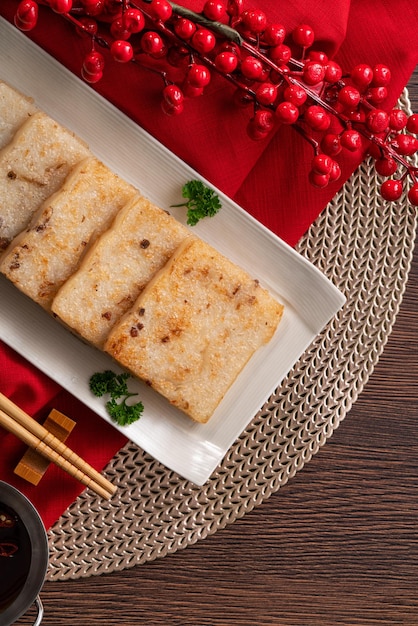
16;71;418;626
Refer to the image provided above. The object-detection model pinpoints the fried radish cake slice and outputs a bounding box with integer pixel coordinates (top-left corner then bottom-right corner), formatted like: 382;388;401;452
52;194;189;348
0;81;37;150
0;111;90;251
0;157;137;309
104;237;284;424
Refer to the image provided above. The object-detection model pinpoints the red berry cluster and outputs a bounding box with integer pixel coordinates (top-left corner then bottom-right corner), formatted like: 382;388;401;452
14;0;418;205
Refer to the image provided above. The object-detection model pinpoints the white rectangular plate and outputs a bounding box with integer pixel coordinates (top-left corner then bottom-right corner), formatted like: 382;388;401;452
0;18;345;485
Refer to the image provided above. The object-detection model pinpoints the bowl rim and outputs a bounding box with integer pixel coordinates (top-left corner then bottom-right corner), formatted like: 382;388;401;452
0;481;49;626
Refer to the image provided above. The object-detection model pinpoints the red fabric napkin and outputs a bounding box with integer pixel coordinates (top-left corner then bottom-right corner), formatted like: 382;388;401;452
0;344;127;529
1;0;417;529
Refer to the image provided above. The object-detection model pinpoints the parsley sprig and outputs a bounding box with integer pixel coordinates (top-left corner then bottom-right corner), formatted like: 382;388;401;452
89;370;144;426
171;180;222;226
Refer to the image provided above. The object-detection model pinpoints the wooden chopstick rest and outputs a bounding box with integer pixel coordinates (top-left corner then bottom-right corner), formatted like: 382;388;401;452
14;408;76;485
0;392;116;499
0;408;114;500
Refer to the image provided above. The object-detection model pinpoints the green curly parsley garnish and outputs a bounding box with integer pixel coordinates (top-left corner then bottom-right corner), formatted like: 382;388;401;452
172;179;222;226
89;370;144;426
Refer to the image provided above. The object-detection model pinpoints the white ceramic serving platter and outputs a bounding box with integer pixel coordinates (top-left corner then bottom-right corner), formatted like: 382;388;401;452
0;17;345;485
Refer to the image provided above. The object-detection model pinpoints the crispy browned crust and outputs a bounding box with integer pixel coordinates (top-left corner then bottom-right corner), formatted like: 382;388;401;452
105;237;284;423
51;193;189;347
0;157;136;309
0;111;90;247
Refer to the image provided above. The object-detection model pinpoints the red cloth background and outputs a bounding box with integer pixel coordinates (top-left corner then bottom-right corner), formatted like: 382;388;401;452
0;0;417;529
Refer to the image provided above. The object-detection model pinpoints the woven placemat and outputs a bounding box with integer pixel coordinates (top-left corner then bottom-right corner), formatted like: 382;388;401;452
45;90;417;581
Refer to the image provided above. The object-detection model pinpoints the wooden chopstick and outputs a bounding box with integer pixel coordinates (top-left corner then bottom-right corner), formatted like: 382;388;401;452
0;392;116;499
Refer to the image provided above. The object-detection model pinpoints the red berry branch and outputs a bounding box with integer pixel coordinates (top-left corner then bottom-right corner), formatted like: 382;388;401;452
13;0;418;205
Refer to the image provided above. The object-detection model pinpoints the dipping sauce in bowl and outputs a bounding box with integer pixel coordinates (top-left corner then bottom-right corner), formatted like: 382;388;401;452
0;482;48;626
0;502;32;612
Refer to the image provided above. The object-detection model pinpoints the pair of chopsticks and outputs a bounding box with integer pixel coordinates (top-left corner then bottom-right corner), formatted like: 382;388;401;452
0;392;116;500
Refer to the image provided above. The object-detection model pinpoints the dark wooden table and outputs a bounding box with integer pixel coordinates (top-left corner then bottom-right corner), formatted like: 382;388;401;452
19;72;418;626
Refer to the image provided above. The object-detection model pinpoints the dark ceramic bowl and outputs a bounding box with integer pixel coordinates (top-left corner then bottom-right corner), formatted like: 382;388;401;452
0;481;48;625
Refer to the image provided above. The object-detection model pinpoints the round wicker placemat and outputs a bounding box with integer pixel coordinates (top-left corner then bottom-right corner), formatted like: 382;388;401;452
46;91;417;581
